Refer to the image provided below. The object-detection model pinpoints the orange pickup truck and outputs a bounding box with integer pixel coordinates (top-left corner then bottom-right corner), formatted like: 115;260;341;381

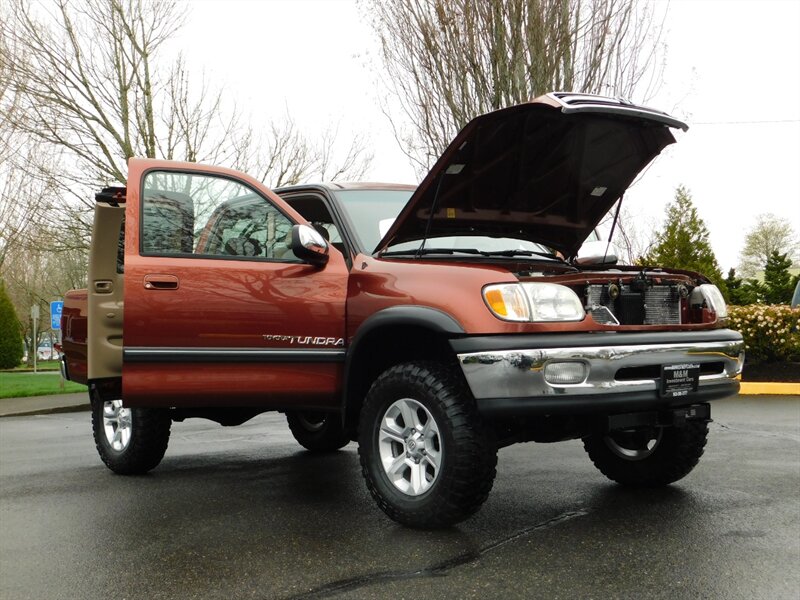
61;92;744;528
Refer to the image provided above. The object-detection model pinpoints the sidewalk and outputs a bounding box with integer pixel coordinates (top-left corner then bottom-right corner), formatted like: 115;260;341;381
0;393;89;417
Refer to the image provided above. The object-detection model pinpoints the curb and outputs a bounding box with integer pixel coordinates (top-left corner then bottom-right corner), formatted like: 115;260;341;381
739;382;800;396
0;392;91;418
0;403;91;417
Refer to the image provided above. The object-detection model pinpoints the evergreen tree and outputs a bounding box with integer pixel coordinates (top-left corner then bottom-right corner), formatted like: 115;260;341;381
763;251;797;304
0;280;24;369
724;268;744;305
739;279;766;305
644;186;727;296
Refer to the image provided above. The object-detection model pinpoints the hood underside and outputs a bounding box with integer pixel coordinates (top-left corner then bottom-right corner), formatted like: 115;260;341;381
375;93;686;257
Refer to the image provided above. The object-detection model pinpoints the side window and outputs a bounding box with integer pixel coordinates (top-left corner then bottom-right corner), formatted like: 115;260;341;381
141;171;297;261
284;195;347;256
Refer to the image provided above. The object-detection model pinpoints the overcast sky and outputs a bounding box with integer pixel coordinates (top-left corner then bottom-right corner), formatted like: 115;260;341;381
173;0;800;272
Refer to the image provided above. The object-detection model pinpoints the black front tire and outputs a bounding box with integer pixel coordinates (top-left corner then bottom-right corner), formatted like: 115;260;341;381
91;392;171;475
286;411;350;452
358;361;497;529
583;422;709;487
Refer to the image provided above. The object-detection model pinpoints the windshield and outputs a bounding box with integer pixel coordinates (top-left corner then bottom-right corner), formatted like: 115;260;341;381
334;188;561;259
334;189;413;251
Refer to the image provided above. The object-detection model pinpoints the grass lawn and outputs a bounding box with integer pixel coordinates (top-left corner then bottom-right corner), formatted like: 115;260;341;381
3;360;61;372
0;372;87;399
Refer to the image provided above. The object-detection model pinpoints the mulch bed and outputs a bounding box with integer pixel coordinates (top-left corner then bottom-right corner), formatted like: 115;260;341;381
741;362;800;382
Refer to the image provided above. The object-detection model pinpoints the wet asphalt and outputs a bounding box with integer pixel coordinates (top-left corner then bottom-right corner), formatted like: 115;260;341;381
0;396;798;600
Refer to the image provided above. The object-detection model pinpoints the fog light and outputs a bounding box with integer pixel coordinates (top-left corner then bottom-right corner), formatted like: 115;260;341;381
544;362;588;385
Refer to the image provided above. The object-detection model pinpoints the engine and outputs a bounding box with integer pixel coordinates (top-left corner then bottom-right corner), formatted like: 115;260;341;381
585;272;687;326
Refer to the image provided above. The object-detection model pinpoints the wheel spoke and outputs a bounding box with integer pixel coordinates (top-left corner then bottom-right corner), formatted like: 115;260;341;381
385;454;408;478
410;462;427;494
398;400;422;432
379;424;405;445
423;448;440;471
421;418;435;438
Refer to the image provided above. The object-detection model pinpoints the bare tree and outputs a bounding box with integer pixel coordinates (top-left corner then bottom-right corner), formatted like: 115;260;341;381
230;115;373;189
364;0;667;172
2;220;88;364
738;213;800;278
0;0;372;252
597;204;657;265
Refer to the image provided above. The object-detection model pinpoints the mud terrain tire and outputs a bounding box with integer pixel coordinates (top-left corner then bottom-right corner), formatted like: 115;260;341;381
583;422;708;487
358;361;497;529
286;411;350;452
91;390;171;475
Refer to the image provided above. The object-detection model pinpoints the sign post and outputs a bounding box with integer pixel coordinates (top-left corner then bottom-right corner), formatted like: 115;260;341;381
31;304;40;374
51;301;64;389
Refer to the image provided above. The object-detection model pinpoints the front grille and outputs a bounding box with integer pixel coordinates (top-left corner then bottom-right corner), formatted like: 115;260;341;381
587;284;681;325
615;362;725;381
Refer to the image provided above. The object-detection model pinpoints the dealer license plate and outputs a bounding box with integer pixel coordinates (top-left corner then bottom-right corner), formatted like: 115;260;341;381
660;363;700;398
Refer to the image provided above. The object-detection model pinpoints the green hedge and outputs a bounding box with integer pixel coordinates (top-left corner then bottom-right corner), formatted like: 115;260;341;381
0;281;23;369
727;304;800;363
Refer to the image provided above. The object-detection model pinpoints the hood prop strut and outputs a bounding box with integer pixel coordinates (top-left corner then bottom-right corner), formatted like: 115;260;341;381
603;195;624;264
415;172;445;258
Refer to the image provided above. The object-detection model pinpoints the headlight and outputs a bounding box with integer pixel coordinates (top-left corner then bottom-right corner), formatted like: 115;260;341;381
690;284;728;319
483;283;585;322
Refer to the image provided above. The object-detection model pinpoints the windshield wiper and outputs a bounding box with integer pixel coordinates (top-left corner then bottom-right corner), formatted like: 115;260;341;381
477;249;560;260
381;247;563;261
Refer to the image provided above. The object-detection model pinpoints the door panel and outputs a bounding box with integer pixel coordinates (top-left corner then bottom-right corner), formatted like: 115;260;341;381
122;160;348;408
88;202;125;380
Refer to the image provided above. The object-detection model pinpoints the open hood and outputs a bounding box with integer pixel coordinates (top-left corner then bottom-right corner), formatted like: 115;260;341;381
375;92;687;258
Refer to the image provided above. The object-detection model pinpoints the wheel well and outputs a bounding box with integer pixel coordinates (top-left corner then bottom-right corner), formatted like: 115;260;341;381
343;325;456;431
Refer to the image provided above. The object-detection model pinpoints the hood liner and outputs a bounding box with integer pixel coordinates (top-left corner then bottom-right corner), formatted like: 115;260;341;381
375;100;678;257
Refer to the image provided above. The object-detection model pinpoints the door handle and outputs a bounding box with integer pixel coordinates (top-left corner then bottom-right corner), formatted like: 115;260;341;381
143;274;179;290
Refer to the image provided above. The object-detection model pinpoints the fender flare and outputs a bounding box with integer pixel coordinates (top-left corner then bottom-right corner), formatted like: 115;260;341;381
341;305;464;421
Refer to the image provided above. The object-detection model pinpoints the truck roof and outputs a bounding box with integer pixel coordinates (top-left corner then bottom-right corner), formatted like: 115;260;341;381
275;182;416;193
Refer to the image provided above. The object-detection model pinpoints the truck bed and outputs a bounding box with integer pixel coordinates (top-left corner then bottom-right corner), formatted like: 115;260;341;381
61;288;88;385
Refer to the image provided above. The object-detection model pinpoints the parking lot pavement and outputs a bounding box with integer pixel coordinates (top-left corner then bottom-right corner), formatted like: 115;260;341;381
1;396;798;600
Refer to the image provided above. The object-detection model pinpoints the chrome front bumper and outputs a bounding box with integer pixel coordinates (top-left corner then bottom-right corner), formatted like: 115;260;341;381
455;334;744;412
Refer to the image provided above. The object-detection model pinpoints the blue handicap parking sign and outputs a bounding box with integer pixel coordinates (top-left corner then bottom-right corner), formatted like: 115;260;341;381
50;301;64;330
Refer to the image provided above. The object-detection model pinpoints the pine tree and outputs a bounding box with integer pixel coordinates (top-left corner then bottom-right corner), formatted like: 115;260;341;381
0;280;24;369
724;269;744;305
763;251;796;304
644;186;727;297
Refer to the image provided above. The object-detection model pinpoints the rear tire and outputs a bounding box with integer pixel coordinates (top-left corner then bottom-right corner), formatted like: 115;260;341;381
91;391;171;475
583;422;708;487
358;361;497;529
286;411;350;452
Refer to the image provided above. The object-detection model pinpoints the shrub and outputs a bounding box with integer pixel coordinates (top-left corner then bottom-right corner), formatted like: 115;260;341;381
727;304;800;363
0;281;24;369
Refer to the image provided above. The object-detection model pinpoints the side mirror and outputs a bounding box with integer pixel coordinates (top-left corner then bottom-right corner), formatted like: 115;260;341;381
291;224;329;266
574;240;619;266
